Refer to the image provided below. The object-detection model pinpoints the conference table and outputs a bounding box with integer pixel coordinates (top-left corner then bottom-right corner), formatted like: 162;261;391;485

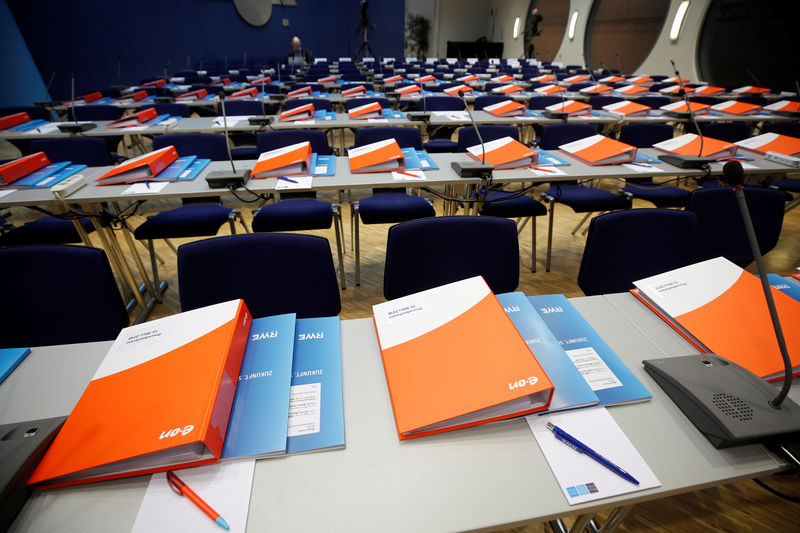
2;291;796;532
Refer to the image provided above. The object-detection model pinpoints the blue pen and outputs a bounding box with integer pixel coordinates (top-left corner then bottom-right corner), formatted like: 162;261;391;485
546;422;639;485
277;176;297;183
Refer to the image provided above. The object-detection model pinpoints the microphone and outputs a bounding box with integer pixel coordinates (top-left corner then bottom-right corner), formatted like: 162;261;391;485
642;159;800;449
206;92;251;188
543;77;568;120
57;73;96;134
248;66;274;126
657;59;711;169
451;89;494;179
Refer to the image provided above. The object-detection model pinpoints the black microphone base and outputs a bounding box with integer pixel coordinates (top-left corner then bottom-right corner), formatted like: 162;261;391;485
33;101;59;108
206;168;251;189
643;354;800;449
248;116;274;126
451;161;494;179
406;111;430;122
153;96;173;104
658;154;713;169
57;123;97;133
543;111;569;120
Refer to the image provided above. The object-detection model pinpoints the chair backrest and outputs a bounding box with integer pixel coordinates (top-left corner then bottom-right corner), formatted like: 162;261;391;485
283;97;332;112
618;123;675;148
763;121;800;138
30;137;113;166
345;97;392;111
588;95;624;110
291;83;324;92
687;187;785;267
539;123;597;150
0;105;50;122
152;133;229;160
354;127;422;149
67;104;122;121
219;100;264;116
341;81;374;91
143;103;191;117
0;245;128;348
416;95;463;112
568;82;594;92
473;95;512;110
700;121;751;143
577;209;698;296
636;96;671;109
383;216;519;300
257;129;332;155
178;233;341;318
456;125;519;152
689;95;721;105
736;95;767;106
528;96;563;110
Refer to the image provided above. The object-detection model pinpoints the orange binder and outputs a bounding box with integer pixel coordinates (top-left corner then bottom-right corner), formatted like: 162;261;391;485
559;134;638;166
483;100;527;117
417;74;436;83
534;84;566;95
0;112;30;130
628;76;653;85
467;136;537;168
140;79;166;88
733;86;769;94
383;75;404;84
599;75;625;83
545;99;592;116
530;74;556;83
0;152;50;186
28;299;252;488
176;88;208;101
615;84;649;95
763;100;800;114
632;257;800;381
372;276;553;440
342;85;366;98
95;145;179;185
396;84;422;95
491;74;514;83
116;90;148;103
653;133;738;159
248;76;272;86
106;107;159;129
564;75;589;84
348;138;405;173
443;84;472;96
602;100;651;117
710;100;762;115
491;84;524;95
229;87;257;100
579;84;613;95
83;91;103;103
278;103;315;122
660;100;711;115
317;75;337;83
211;77;231;86
457;74;478;83
735;133;800;157
348;101;383;120
287;86;312;99
251;141;312;177
664;76;689;84
694;85;725;96
660;84;695;95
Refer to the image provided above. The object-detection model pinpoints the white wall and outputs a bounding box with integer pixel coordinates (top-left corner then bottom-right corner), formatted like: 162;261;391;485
431;0;492;57
487;0;529;59
404;0;438;57
552;0;592;66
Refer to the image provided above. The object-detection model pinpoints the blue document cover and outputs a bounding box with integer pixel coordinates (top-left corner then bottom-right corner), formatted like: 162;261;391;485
175;158;210;181
221;313;297;460
529;294;651;406
11;119;48;132
286;316;345;454
158;156;197;180
765;274;800;302
32;164;87;188
310;154;336;176
313;110;337;120
533;149;572;166
497;292;598;413
400;148;439;171
383;108;405;119
12;162;70;187
0;348;31;384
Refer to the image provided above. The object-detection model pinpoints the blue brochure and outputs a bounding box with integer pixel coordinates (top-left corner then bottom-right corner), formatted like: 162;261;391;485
313;110;337;121
12;162;70;187
0;348;31;384
383;108;405;119
33;164;87;188
401;148;439;170
533;149;572;166
529;294;651;406
764;274;800;303
221;313;297;460
11;119;48;132
158;156;197;180
286;316;345;454
311;153;336;176
175;158;210;181
497;292;598;413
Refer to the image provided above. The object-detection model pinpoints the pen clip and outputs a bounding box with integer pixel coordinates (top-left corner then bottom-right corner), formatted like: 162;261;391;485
166;471;184;495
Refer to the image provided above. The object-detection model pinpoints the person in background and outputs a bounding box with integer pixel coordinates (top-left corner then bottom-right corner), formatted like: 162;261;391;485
525;8;543;59
287;36;313;66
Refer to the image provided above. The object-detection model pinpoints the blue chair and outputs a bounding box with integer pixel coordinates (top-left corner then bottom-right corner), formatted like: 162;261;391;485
588;95;624;110
636;96;671;109
417;96;464;153
30;137;113;166
143;103;192;117
689;95;721;106
65;104;121;122
0;245;128;347
699;122;751;143
617;123;690;208
350;127;435;285
687;187;785;267
537;124;631;271
383;216;519;300
577;209;698;295
251;130;345;289
291;83;324;93
341;82;374;92
473;95;513;110
216;99;273;159
133;133;245;300
178;233;341;318
283;98;332;113
763;121;800;138
737;95;768;106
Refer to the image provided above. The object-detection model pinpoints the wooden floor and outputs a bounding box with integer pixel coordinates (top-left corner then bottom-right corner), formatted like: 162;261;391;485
3;138;799;531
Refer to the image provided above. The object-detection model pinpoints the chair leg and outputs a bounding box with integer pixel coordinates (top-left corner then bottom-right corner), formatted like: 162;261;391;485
164;238;179;254
232;210;250;233
339;204;346;253
531;216;537;273
354;203;361;286
332;206;347;290
148;239;163;304
572;213;592;235
546;201;555;272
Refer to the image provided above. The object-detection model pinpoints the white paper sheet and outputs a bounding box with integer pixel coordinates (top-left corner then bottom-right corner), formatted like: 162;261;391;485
122;182;169;194
392;170;426;181
276;176;313;190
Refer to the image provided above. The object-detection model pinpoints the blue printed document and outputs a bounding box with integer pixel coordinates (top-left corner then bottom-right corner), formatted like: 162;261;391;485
1;347;31;384
311;153;336;176
286;316;345;454
12;162;87;188
498;292;598;413
401;148;439;171
221;313;296;460
533;149;572;166
529;294;651;406
764;274;800;302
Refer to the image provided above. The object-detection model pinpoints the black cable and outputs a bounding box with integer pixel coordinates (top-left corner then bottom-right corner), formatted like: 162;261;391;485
753;478;800;503
227;183;272;203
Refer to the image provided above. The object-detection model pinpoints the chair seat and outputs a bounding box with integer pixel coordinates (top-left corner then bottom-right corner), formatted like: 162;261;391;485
768;177;800;193
479;190;548;218
231;146;259;160
134;204;233;240
252;199;333;232
621;183;691;208
544;184;630;213
0;217;96;246
423;139;458;153
358;194;435;224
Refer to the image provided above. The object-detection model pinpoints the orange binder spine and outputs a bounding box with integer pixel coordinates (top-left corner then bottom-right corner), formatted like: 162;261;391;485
230;87;258;99
279;103;315;122
83;91;103;103
176;88;208;101
0;152;50;185
0;112;30;130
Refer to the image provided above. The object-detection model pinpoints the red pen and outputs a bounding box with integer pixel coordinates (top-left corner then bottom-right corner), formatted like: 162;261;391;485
531;166;555;173
396;170;421;178
167;470;230;530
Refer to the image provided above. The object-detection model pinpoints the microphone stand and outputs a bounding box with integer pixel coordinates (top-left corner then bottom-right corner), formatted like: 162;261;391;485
206;92;251;188
450;90;494;184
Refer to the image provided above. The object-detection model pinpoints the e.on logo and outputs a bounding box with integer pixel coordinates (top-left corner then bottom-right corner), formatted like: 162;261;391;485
508;377;539;390
159;425;195;440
